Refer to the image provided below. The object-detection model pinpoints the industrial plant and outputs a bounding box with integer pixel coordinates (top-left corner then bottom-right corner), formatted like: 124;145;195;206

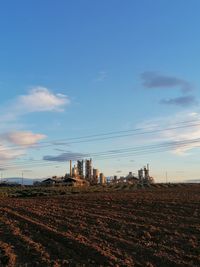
40;159;154;187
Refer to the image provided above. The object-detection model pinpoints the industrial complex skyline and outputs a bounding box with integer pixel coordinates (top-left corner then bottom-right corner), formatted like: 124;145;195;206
0;1;200;182
35;158;153;187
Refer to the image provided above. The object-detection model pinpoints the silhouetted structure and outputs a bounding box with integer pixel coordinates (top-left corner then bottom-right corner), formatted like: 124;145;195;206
77;160;84;178
92;168;99;185
85;159;92;182
100;173;106;184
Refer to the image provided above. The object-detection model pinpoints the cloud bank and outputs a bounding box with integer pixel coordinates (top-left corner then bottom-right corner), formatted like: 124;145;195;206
0;131;47;163
160;96;197;107
137;112;200;155
43;152;88;162
141;71;193;92
0;145;25;161
141;71;198;108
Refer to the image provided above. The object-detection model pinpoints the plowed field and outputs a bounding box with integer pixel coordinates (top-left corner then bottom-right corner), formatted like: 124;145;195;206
0;185;200;266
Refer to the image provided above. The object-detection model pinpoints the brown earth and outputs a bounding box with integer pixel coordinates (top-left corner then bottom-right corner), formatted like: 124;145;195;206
0;185;200;266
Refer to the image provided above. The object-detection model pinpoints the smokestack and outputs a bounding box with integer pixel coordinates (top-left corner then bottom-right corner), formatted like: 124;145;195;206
147;164;149;171
70;160;72;177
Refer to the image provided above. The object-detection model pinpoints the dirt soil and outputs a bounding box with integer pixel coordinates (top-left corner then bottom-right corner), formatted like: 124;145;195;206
0;185;200;266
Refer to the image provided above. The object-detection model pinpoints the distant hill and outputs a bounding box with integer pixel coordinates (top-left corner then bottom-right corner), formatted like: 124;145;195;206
1;177;43;185
184;179;200;183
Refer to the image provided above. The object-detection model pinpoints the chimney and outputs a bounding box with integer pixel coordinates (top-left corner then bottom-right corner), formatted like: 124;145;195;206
70;160;72;177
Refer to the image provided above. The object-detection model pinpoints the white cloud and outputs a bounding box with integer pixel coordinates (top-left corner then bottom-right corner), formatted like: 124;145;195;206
0;145;25;162
0;87;69;164
0;131;47;164
95;71;107;82
136;111;200;155
16;87;70;113
0;87;70;124
2;131;46;146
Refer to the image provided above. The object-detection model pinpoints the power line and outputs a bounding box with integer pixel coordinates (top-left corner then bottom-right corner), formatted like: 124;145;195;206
1;137;200;170
1;118;200;171
0;119;200;153
51;119;200;140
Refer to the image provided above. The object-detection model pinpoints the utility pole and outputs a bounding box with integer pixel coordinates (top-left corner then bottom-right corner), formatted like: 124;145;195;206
21;172;24;186
165;171;168;183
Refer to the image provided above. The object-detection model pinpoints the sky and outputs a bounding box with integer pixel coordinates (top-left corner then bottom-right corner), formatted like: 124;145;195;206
1;0;200;182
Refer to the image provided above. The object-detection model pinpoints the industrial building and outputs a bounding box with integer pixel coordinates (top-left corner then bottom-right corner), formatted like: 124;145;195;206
138;164;154;184
100;173;106;185
70;161;154;186
40;176;89;187
66;159;102;186
126;172;139;184
64;177;89;187
77;160;84;178
110;164;154;185
85;159;92;182
92;169;99;185
39;159;154;187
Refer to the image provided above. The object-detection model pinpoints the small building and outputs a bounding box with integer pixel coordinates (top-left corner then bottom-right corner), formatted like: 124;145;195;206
40;178;55;186
64;177;89;187
126;172;139;184
40;177;64;186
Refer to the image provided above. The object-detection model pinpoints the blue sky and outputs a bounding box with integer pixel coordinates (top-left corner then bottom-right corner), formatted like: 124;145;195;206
1;0;200;182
